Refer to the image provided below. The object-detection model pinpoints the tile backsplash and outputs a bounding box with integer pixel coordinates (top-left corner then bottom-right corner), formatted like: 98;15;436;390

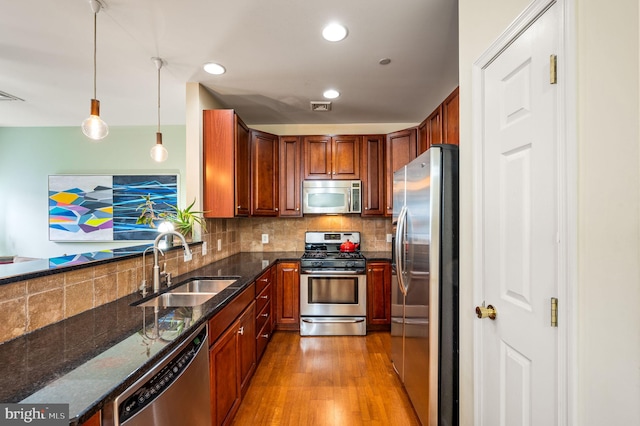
238;216;393;252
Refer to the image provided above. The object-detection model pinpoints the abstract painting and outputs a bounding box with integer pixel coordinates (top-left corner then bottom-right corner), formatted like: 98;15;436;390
48;175;177;241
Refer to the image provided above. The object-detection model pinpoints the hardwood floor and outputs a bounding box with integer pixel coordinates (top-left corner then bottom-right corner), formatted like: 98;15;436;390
231;331;420;425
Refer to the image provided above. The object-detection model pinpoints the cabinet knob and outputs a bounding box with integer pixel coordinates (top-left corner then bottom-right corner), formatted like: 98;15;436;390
260;295;268;299
261;333;269;339
368;268;372;272
238;326;244;335
261;313;269;318
275;208;279;211
296;207;299;211
365;207;369;210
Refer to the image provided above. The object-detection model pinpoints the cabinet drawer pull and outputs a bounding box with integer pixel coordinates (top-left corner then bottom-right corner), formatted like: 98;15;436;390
261;333;269;339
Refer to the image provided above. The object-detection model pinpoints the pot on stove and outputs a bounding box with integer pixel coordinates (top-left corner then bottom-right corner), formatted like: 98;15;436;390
339;239;360;252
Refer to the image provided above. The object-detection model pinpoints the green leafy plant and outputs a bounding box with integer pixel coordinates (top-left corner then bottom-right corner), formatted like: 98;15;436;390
136;195;207;237
161;198;208;237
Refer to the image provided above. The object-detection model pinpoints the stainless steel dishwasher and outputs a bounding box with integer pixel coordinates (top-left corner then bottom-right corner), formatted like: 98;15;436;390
110;324;211;426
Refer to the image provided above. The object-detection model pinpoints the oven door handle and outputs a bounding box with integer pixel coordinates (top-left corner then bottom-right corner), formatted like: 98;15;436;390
301;318;365;323
300;269;364;275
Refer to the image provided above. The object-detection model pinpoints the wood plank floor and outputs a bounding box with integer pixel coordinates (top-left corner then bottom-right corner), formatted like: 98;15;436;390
231;331;421;425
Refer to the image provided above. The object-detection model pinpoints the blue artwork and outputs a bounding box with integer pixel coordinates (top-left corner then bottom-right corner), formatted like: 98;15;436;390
48;175;177;241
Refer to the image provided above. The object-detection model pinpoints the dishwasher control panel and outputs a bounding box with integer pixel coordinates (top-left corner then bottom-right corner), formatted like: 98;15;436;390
118;327;207;423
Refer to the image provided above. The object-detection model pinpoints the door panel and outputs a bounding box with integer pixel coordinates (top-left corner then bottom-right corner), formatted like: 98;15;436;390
478;3;560;426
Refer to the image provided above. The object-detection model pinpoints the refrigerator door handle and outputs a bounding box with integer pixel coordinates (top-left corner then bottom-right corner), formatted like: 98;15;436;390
395;204;408;296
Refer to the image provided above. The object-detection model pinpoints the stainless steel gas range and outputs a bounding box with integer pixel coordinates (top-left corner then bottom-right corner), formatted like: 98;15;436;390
299;231;367;336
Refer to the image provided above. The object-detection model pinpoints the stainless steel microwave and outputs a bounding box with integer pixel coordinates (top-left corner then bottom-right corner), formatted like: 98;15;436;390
302;180;361;214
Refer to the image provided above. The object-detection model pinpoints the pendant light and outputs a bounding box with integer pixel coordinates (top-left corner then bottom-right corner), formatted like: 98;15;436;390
81;0;109;141
150;57;168;162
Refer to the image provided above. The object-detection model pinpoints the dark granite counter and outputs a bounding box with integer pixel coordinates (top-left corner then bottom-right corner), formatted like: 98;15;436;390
361;251;392;262
0;250;387;425
0;251;302;425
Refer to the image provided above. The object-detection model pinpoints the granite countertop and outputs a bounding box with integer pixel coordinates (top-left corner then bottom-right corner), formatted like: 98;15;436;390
0;250;388;425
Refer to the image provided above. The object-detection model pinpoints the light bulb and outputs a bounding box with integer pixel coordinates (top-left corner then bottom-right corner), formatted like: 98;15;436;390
82;99;108;140
150;132;168;162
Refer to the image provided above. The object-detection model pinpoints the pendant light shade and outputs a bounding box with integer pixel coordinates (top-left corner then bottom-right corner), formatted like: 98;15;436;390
82;0;108;141
150;57;168;162
150;132;168;162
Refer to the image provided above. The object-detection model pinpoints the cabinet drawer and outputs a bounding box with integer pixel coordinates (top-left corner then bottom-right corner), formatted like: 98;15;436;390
255;300;271;333
256;316;273;361
256;283;271;313
256;269;272;294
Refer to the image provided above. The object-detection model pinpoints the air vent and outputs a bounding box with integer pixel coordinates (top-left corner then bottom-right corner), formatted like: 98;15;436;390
0;91;24;102
310;101;332;112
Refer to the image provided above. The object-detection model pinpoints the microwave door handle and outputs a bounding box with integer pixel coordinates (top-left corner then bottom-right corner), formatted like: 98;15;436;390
347;188;351;212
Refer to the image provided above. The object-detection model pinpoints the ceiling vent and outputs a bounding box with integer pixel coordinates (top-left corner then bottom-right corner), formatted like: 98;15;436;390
310;101;332;112
0;91;24;102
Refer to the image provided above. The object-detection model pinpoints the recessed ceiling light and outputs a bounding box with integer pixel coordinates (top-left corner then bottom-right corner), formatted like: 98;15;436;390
323;89;340;99
203;62;226;75
322;23;348;42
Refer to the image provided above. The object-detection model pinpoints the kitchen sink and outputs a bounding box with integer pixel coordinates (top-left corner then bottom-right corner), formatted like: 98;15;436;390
169;278;237;294
134;278;238;308
137;292;217;308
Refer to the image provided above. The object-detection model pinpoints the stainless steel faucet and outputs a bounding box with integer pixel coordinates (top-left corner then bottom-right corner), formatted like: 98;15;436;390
153;230;192;293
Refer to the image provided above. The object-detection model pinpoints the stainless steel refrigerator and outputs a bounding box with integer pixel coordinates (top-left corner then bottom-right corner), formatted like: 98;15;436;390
391;145;458;426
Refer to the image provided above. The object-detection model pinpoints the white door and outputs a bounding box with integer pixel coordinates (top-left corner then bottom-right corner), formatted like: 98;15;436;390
475;2;561;425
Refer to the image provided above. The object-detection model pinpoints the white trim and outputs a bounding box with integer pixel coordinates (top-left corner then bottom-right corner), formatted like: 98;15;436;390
471;0;577;425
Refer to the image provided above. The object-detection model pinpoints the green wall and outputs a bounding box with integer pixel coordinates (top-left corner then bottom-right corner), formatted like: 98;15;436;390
0;125;186;259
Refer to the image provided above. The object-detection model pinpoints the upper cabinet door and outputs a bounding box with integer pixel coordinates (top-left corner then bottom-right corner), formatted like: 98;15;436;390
385;128;417;216
203;109;250;218
442;87;460;145
279;136;303;217
251;130;279;217
303;135;361;180
235;116;251;216
303;135;332;179
361;135;385;216
331;135;361;179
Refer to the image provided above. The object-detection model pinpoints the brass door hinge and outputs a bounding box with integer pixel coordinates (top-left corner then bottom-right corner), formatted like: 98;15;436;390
551;297;558;327
550;55;558;84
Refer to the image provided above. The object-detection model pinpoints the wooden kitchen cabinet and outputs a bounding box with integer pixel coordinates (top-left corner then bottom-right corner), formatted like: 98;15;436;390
79;412;101;426
385;128;417;216
251;130;279;216
418;105;443;155
203;109;251;218
275;261;300;330
279;136;303;217
418;87;460;153
303;135;360;180
208;284;256;426
367;261;392;329
442;86;459;146
255;267;274;361
361;134;385;216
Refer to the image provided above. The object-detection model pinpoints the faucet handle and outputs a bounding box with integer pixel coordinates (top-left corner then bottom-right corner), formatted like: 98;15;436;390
165;272;172;286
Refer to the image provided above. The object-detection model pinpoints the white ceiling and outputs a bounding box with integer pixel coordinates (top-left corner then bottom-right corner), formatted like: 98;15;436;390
0;0;458;128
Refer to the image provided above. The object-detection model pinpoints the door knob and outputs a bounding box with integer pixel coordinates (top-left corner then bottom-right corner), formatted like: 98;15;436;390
475;304;497;320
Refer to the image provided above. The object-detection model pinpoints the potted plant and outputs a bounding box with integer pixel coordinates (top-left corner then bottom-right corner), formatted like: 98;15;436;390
136;195;207;240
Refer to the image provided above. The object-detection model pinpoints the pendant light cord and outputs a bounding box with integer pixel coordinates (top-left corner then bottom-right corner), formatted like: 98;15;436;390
92;11;97;100
157;63;161;132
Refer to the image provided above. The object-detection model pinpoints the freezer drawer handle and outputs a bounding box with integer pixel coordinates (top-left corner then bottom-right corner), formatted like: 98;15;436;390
301;318;365;324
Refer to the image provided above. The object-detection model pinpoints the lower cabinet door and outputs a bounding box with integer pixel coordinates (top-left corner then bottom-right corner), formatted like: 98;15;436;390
209;319;241;426
238;301;256;397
